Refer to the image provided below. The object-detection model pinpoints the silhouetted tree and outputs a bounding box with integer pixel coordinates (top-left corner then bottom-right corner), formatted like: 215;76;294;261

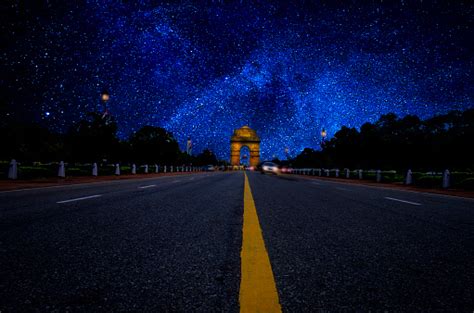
65;113;120;163
0;123;64;162
291;109;474;171
129;126;181;164
195;149;218;165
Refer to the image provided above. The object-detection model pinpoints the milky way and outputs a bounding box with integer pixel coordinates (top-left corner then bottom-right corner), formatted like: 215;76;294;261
2;1;473;159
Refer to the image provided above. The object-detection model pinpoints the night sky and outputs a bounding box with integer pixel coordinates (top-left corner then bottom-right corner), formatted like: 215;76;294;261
1;1;473;159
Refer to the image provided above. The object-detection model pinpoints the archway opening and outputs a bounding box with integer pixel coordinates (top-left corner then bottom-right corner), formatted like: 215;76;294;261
240;146;250;166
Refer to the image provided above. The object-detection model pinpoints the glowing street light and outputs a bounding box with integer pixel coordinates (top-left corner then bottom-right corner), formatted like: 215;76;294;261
100;89;110;121
101;89;110;103
321;128;327;139
320;128;327;149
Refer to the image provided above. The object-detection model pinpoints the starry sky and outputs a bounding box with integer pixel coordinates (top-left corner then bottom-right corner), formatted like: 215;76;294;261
1;1;473;160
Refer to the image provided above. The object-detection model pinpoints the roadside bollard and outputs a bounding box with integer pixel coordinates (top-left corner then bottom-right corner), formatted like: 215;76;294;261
58;161;66;178
358;169;363;179
92;163;98;176
155;164;159;173
131;164;137;174
405;169;412;185
144;164;149;174
442;169;450;189
115;164;120;176
164;165;167;173
345;168;350;178
335;169;340;178
326;169;330;177
171;165;174;173
8;159;18;180
376;169;382;182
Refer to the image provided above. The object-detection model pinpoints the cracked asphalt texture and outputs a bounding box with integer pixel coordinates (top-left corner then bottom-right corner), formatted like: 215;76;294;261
1;171;473;312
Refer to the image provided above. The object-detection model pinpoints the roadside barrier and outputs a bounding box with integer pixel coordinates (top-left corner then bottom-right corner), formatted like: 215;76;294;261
376;170;382;182
442;169;450;189
58;161;66;178
405;169;412;185
8;159;18;180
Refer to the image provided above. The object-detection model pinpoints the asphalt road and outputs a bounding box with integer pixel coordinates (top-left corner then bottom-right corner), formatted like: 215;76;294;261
1;171;473;312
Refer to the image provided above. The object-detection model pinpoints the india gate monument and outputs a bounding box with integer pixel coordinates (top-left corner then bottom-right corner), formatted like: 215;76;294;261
230;126;260;167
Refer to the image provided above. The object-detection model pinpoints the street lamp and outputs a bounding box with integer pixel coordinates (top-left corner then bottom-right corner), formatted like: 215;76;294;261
101;89;110;120
101;90;110;102
321;128;327;139
320;128;327;148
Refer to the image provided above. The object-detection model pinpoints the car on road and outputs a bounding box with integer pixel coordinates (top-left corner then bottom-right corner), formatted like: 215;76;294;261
205;165;215;171
260;162;280;175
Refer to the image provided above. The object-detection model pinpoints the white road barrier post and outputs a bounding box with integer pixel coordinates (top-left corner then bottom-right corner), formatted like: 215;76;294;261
115;164;120;176
358;169;363;179
376;169;382;182
8;159;18;180
405;169;412;185
164;165;167;173
335;169;340;178
131;164;137;174
345;168;350;178
58;161;66;178
326;169;330;177
442;169;450;189
155;164;159;173
92;162;98;176
171;165;174;173
144;164;149;174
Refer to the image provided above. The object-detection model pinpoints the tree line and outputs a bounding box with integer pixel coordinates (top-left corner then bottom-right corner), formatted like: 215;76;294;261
290;109;474;171
2;108;473;171
0;113;218;166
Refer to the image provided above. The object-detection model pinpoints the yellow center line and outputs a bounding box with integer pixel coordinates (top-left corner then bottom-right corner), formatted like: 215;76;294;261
240;173;282;313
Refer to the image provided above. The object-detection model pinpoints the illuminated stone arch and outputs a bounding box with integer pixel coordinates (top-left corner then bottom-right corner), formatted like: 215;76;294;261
230;126;260;167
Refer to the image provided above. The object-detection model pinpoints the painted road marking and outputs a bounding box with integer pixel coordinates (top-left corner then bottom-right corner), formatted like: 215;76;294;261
384;197;421;206
311;181;321;185
57;194;102;204
240;173;282;313
138;184;156;189
0;174;192;194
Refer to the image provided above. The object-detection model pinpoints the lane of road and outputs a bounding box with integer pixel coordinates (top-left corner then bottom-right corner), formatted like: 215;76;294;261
1;171;473;312
1;172;243;312
248;171;474;312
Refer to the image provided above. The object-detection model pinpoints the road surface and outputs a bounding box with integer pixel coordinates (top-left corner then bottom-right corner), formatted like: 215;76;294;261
1;171;473;312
